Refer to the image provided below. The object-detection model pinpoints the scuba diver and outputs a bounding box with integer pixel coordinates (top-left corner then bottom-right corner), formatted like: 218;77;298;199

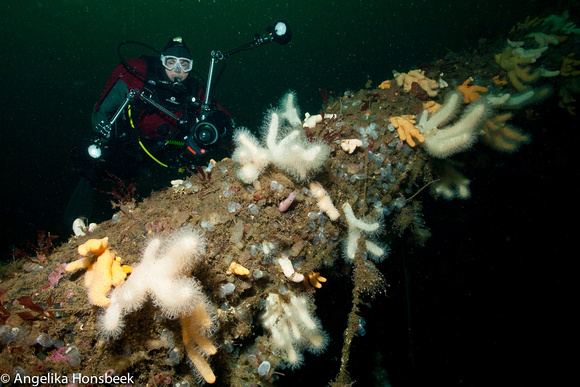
65;22;292;228
65;37;234;225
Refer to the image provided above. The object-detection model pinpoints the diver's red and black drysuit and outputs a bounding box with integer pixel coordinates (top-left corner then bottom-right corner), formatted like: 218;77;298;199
66;53;233;228
94;56;200;139
92;55;232;165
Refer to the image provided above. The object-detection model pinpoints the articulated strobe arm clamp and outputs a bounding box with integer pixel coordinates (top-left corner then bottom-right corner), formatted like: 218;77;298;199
88;89;140;160
95;89;141;140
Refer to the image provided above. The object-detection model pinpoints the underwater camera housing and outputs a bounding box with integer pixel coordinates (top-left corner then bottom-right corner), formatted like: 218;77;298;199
182;20;290;159
185;109;232;158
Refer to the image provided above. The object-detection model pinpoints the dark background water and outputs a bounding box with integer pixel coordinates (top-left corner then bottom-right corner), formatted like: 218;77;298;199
1;0;576;385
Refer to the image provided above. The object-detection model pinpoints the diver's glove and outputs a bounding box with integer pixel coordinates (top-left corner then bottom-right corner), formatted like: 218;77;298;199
95;120;112;140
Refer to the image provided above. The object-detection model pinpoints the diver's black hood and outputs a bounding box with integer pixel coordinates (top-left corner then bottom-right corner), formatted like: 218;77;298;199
162;38;192;59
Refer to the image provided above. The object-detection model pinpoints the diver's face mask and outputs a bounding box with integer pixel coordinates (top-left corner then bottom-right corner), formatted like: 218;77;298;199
161;55;193;73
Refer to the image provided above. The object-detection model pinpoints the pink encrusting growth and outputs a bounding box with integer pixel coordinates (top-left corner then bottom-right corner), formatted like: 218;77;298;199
279;191;296;212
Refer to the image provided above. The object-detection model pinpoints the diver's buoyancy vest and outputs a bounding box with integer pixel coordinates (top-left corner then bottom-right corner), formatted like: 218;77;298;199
95;56;203;139
132;56;204;139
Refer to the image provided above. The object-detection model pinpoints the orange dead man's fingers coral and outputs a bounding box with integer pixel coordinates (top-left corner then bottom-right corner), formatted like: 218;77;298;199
389;115;425;147
458;78;489;103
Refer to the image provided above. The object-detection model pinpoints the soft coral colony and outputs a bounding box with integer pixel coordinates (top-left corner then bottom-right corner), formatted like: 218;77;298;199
0;10;578;386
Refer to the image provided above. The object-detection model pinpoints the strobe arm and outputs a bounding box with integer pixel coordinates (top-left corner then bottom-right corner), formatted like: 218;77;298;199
88;89;140;159
95;89;140;139
202;20;292;107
